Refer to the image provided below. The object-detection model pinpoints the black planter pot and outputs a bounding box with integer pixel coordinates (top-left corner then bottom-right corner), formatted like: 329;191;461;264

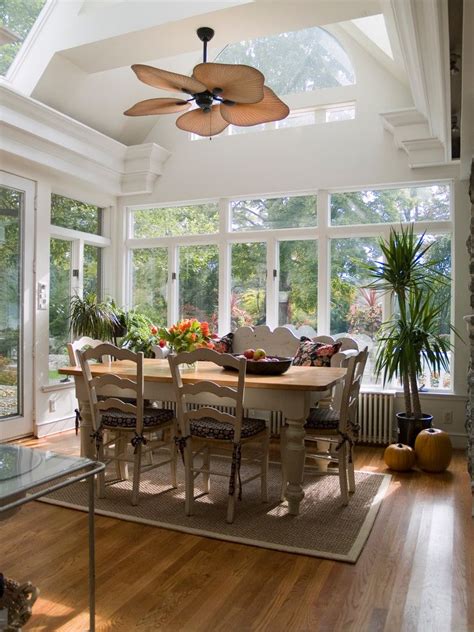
396;412;433;447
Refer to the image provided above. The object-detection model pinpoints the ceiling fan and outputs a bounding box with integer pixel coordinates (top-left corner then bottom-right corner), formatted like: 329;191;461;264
124;27;289;137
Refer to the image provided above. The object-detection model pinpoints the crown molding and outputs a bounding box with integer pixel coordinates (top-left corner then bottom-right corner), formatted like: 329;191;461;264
380;107;447;167
0;81;170;194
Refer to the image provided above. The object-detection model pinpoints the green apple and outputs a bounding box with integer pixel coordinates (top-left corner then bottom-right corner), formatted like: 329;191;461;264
253;348;266;361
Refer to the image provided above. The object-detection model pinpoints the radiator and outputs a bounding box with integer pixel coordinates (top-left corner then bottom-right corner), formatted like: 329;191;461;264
161;392;396;445
358;391;395;444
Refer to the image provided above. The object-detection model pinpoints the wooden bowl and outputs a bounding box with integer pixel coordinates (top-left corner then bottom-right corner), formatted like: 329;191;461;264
224;355;293;375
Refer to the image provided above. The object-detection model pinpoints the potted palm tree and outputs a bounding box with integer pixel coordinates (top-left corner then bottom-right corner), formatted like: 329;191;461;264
365;225;458;446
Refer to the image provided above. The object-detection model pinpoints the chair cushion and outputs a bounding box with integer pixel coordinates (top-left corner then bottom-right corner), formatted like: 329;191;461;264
190;417;266;441
305;407;340;430
101;407;174;429
292;337;342;367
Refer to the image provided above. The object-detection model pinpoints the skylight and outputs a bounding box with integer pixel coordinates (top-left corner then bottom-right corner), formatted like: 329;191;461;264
0;0;47;76
351;14;393;59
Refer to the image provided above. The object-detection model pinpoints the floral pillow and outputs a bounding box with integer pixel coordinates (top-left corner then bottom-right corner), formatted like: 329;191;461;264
213;332;234;353
292;337;342;367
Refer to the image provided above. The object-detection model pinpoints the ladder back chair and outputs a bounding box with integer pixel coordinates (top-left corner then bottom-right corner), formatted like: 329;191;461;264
78;343;177;506
168;348;270;524
67;337;108;435
281;347;368;505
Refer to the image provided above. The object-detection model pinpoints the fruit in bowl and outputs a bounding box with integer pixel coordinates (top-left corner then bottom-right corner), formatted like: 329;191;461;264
253;348;266;361
243;348;255;359
224;353;292;375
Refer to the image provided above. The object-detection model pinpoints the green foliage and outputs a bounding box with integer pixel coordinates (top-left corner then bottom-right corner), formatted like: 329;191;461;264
69;293;120;341
0;354;16;385
331;186;450;226
364;225;457;418
51;194;102;234
0;0;47;75
217;26;355;94
133;203;219;238
120;311;158;358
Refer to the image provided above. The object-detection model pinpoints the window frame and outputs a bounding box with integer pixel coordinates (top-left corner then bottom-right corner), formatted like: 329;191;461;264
47;200;111;385
124;180;454;392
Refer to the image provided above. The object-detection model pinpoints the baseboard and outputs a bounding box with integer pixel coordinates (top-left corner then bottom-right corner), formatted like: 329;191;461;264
35;416;75;438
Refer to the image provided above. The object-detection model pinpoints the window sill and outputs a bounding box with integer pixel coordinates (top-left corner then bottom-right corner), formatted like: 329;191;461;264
41;381;75;393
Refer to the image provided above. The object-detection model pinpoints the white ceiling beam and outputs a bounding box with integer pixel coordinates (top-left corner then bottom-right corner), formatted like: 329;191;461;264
384;0;452;165
59;0;381;74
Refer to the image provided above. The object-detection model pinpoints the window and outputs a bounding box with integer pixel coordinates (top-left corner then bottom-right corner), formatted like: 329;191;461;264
0;186;21;416
132;203;219;238
126;183;453;391
231;196;317;231
331;185;450;226
49;239;72;382
130;248;168;325
190;103;356;139
0;0;47;76
48;194;107;383
279;240;318;328
231;243;267;328
179;245;219;327
216;26;355;94
330;238;383;384
51;194;102;234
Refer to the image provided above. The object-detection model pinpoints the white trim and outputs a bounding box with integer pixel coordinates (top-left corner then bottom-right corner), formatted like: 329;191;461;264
0;172;35;439
0;83;170;195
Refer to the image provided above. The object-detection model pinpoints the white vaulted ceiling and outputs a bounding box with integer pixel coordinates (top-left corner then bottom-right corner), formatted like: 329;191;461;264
6;0;402;145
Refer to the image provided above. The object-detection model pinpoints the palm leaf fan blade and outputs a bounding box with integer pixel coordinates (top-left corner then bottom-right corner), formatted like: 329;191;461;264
176;105;229;137
220;86;289;126
192;62;265;104
131;64;207;94
124;98;192;116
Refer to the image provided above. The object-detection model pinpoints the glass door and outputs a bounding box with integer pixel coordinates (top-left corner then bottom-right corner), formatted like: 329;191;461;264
0;173;34;440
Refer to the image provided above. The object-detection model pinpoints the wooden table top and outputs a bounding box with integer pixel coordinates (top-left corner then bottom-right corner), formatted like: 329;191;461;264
59;359;346;392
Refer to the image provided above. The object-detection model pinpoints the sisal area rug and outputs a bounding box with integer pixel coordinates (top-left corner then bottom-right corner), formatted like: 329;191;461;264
39;457;390;563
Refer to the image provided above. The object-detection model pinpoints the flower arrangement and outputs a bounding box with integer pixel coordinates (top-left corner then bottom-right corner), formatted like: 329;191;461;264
158;319;215;354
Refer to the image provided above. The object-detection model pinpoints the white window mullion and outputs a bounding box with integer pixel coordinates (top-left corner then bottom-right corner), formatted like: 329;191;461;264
266;236;278;329
169;244;178;325
317;190;329;334
218;198;231;334
71;239;83;298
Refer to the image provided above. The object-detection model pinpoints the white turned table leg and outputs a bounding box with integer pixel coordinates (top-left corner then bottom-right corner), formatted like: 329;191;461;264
283;417;306;515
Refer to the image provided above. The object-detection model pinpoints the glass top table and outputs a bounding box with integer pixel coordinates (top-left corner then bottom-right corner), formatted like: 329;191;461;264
0;444;104;631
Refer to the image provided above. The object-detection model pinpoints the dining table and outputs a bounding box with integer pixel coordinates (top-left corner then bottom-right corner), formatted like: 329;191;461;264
59;359;346;516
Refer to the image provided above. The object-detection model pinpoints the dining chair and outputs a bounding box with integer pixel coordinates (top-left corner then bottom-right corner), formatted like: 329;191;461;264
78;343;178;506
281;347;368;505
168;348;270;524
67;337;109;436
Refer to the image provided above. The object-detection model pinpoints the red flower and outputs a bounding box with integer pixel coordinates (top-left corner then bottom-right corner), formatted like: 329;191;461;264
159;339;166;348
150;325;158;335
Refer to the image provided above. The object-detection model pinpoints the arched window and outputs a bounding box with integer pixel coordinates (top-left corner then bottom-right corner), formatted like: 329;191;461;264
215;26;355;95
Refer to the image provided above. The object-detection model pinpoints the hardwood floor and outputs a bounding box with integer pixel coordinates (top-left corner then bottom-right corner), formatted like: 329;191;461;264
1;432;473;632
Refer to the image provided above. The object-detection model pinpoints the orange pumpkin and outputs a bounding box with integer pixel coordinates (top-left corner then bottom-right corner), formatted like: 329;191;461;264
384;443;415;471
414;428;452;472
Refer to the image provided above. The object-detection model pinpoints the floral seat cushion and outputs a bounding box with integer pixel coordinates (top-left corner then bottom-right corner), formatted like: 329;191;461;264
190;416;266;441
101;407;174;429
213;332;234;353
292;337;342;367
305;407;340;430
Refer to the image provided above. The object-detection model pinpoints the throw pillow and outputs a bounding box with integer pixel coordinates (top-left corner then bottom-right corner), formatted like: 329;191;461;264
214;332;234;353
292;337;342;367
